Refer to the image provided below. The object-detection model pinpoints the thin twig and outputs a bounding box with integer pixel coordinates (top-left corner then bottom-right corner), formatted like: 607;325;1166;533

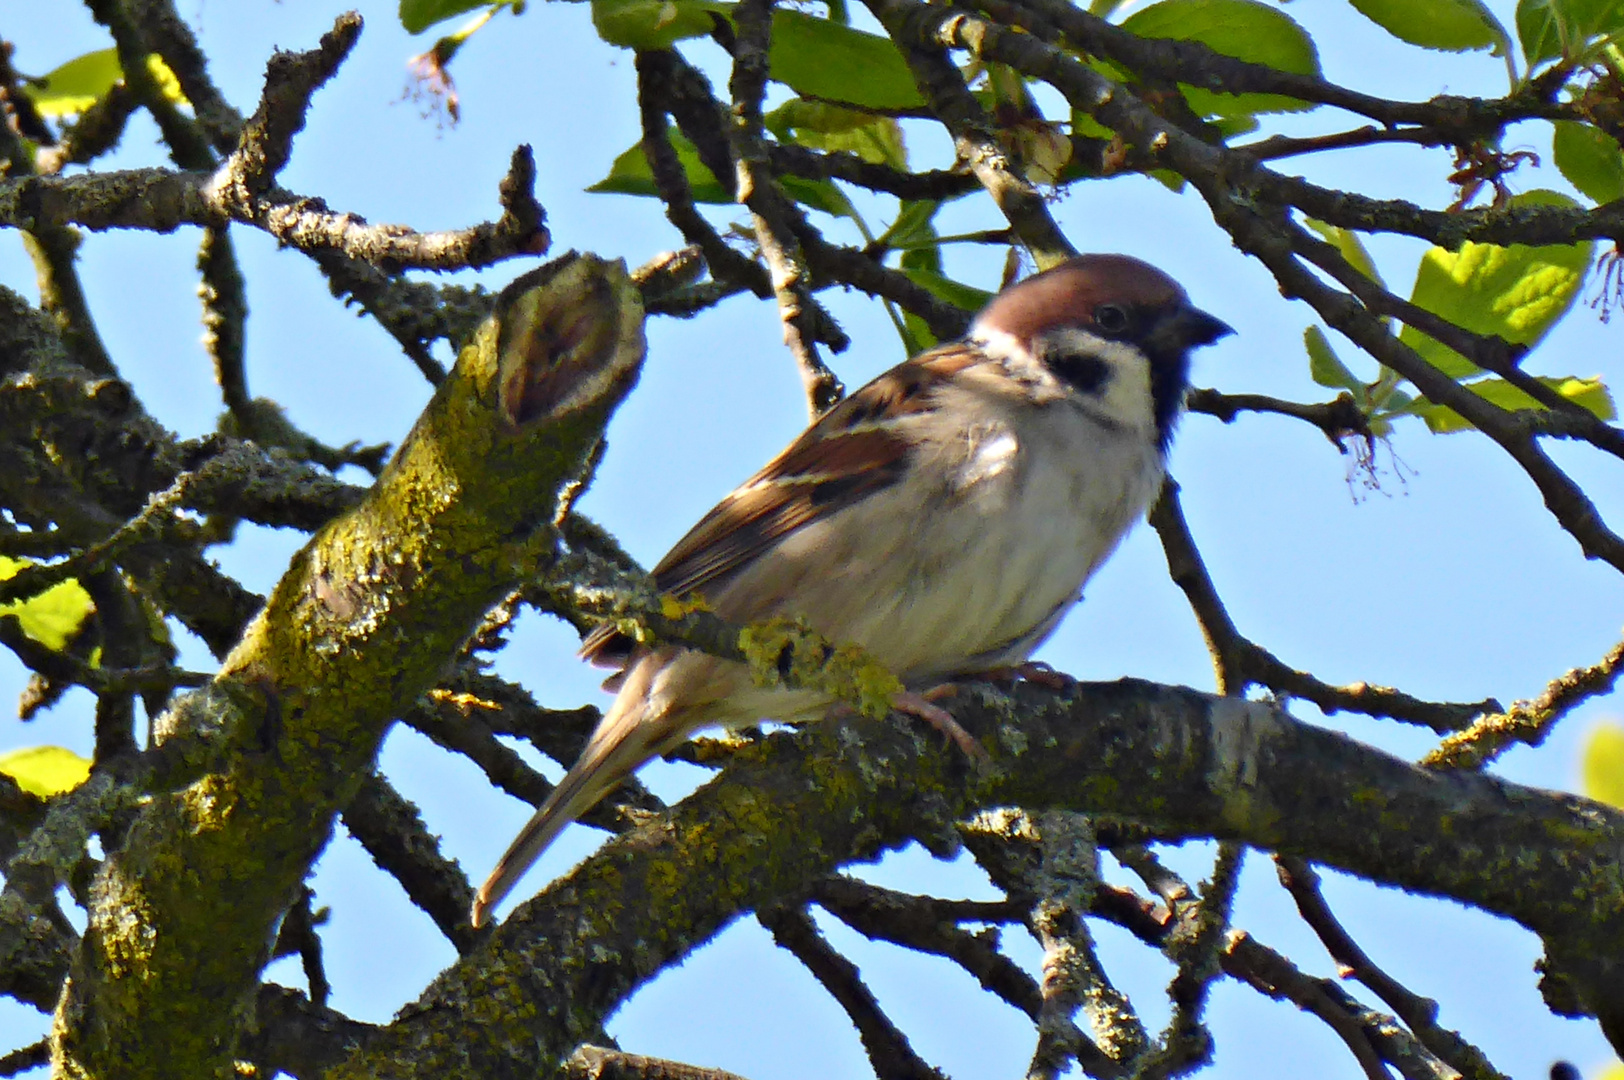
1148;481;1499;730
0;82;117;377
760;904;948;1080
0;1040;48;1077
568;1046;756;1080
866;0;1076;269
635;50;774;301
729;0;848;417
1184;387;1373;448
1423;633;1624;770
1275;856;1505;1080
120;0;245;152
341;772;487;956
811;875;1051;1026
198;225;252;423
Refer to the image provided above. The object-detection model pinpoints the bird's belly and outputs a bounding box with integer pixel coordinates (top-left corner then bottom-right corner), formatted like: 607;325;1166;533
713;411;1164;686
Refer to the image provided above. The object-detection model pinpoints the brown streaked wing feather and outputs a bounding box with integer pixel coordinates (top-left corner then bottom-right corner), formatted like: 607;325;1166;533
578;341;983;666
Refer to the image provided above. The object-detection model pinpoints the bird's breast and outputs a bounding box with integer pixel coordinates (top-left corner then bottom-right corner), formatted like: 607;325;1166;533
711;395;1165;686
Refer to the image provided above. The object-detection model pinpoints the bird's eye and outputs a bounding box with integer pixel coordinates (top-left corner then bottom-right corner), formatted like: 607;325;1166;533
1094;304;1131;334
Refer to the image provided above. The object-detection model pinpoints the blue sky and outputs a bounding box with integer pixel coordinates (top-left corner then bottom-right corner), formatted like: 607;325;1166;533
2;1;1622;1076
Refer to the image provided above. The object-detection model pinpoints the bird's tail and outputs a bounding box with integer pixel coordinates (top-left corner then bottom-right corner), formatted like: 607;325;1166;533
470;653;671;928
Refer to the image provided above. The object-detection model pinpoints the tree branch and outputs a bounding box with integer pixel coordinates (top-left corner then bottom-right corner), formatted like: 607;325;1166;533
326;676;1624;1076
1148;480;1499;731
729;0;848;417
53;252;648;1079
759;904;946;1080
1423;632;1624;770
1275;857;1505;1080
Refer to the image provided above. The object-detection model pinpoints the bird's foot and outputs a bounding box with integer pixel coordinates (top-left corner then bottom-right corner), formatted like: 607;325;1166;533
893;690;989;761
964;661;1076;692
1011;660;1076;691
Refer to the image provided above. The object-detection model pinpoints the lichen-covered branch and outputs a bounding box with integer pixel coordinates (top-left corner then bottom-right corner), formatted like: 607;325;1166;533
1424;633;1624;770
52;252;648;1080
325;674;1624;1077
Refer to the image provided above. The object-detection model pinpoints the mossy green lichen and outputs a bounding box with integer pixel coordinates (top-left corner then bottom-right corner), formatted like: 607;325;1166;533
738;616;904;719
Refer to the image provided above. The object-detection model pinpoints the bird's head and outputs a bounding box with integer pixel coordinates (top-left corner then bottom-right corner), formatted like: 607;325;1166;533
970;254;1232;449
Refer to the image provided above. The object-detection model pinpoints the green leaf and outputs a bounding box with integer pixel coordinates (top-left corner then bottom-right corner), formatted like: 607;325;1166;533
780;175;858;219
591;0;732;49
23;49;122;116
23;49;189;117
1304;326;1365;394
0;746;91;798
145;54;189;108
900;265;994;311
1347;0;1510;53
881;200;942;260
1553;120;1624;203
1516;0;1624;66
769;10;925;111
1399;190;1592;379
765;99;906;169
1071;109;1114;141
1304;219;1387;289
1582;722;1624;808
0;557;95;652
1414;374;1615;432
1120;0;1321;116
885;202;946;349
400;0;491;34
588;131;853;217
588;131;731;203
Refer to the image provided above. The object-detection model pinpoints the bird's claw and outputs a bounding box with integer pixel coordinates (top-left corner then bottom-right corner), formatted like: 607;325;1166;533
893;690;989;761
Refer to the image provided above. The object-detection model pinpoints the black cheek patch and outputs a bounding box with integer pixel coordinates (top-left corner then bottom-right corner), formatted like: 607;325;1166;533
1047;350;1113;397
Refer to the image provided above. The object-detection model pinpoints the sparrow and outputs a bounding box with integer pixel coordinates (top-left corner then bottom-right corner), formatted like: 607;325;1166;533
471;253;1230;927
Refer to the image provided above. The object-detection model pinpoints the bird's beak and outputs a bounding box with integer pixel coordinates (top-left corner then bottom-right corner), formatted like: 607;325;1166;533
1176;306;1234;348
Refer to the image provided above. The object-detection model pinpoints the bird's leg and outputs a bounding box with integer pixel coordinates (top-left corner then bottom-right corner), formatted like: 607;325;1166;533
824;692;988;760
892;690;989;760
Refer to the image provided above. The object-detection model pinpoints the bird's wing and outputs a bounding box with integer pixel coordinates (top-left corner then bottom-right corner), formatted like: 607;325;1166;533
580;340;984;666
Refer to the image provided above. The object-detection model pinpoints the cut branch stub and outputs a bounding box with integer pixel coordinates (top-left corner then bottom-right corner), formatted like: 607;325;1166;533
497;255;645;428
52;252;647;1080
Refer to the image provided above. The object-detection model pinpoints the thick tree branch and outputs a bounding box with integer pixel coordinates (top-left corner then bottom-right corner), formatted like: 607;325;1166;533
242;985;377;1080
53;253;647;1080
326;675;1624;1076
